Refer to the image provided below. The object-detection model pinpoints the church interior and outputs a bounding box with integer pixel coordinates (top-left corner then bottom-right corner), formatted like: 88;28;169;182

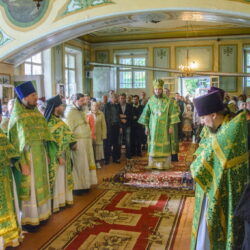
1;0;250;249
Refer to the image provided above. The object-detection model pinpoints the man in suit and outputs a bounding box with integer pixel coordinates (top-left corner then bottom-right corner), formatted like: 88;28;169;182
103;94;121;164
118;93;132;159
131;95;144;156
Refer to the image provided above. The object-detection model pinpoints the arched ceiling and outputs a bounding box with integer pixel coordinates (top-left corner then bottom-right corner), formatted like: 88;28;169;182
80;11;250;43
3;9;250;65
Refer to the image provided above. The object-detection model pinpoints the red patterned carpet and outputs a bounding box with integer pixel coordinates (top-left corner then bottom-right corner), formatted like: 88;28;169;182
40;187;187;250
108;142;196;190
40;142;196;250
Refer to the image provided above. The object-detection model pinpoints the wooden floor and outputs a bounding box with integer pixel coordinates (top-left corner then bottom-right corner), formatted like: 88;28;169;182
15;157;194;250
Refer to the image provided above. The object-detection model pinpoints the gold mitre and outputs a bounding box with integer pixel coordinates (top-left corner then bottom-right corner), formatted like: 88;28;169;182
153;79;164;89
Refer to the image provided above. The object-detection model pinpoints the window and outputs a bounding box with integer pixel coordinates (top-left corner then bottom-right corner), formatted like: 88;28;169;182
117;55;146;88
180;77;210;98
65;52;76;98
24;52;43;75
244;49;250;87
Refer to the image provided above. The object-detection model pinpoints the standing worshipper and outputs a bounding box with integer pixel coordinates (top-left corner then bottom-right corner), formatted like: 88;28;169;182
118;93;132;160
44;95;76;212
190;91;249;250
100;95;108;112
103;94;121;164
8;81;55;226
88;101;107;169
65;93;97;190
140;91;147;106
182;104;193;141
0;103;22;248
138;79;180;170
131;95;144;157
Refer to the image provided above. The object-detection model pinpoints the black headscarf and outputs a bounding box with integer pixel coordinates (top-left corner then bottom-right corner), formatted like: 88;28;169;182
44;95;62;121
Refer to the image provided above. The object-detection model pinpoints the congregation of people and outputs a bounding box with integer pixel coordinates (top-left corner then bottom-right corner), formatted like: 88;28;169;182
1;78;250;249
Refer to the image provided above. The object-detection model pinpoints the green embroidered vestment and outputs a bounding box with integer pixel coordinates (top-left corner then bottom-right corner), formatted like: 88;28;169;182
138;95;180;158
47;115;76;194
190;112;249;250
8;99;55;206
0;128;20;247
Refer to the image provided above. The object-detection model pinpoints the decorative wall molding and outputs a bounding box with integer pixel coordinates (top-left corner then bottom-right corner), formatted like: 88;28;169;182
219;45;237;92
0;29;12;47
96;50;109;63
61;0;114;16
0;0;49;28
153;48;170;79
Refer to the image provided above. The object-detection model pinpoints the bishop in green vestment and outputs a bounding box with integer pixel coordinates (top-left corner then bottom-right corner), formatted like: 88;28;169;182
0;104;22;248
8;81;55;226
138;79;180;169
191;90;249;250
44;95;76;212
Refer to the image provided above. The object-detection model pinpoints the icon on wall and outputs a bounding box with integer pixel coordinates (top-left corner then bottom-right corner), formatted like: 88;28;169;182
0;74;11;85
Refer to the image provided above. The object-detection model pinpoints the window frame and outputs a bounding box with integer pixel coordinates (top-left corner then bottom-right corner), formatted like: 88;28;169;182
244;48;250;87
64;52;77;98
24;52;43;75
117;54;147;89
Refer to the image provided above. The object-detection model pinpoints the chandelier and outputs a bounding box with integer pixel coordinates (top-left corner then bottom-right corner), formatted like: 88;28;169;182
178;22;198;76
179;56;198;77
33;0;44;9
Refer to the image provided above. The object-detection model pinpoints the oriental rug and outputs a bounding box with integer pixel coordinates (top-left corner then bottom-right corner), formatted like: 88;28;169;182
105;142;196;190
40;188;187;250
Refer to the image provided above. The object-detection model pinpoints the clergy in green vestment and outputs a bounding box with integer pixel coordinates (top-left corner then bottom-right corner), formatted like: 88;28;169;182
0;104;22;248
0;99;15;134
190;89;249;250
8;81;55;226
138;79;180;169
163;87;180;161
44;95;76;212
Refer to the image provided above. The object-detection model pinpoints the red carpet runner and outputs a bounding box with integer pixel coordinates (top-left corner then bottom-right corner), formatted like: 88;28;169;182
41;142;195;249
41;188;186;250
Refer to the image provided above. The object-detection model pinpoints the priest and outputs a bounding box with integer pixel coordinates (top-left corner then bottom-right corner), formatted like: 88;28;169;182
65;93;97;190
8;81;55;226
190;90;249;250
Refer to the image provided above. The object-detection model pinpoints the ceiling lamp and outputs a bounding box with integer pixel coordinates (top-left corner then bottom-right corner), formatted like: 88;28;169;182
179;55;198;77
33;0;43;9
178;22;198;76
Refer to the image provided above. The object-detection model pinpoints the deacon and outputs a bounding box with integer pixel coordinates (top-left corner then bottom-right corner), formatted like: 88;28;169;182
0;103;22;248
65;93;97;190
138;79;180;169
44;95;76;212
8;81;55;226
190;90;249;250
